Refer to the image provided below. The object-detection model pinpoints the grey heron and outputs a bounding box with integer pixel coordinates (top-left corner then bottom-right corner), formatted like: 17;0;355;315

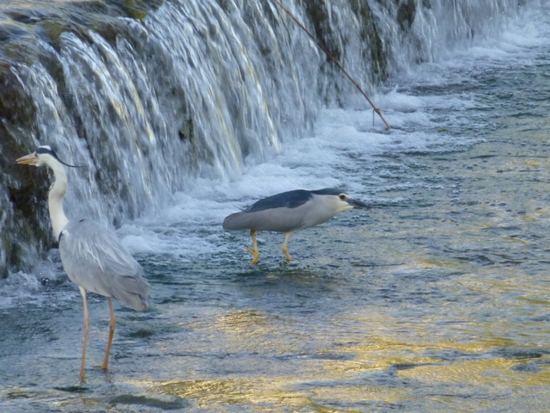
223;188;369;264
16;145;150;382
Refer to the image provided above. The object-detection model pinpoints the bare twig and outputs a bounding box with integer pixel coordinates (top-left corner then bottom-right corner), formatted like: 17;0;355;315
271;0;391;129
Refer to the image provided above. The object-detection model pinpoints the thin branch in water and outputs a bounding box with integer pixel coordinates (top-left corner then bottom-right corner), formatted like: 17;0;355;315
270;0;391;130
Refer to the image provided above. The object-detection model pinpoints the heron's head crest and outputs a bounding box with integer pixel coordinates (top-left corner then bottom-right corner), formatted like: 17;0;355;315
16;145;82;168
36;146;81;168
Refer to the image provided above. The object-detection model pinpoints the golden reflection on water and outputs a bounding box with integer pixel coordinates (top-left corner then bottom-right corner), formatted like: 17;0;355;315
149;305;550;411
155;378;417;410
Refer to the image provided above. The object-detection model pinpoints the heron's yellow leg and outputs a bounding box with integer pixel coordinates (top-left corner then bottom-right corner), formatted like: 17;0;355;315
282;232;292;261
246;229;260;265
79;287;89;383
100;297;116;371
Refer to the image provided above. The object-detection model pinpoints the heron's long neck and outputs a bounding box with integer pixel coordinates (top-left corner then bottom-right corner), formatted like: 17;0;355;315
48;162;69;240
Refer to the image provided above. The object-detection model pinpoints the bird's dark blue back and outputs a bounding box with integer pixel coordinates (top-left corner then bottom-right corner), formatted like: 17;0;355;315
247;190;312;212
246;188;344;212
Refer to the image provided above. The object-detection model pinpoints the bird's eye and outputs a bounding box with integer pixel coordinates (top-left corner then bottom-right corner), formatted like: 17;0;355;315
339;194;346;200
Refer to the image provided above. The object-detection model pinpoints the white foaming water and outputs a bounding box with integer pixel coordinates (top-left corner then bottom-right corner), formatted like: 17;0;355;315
118;1;550;261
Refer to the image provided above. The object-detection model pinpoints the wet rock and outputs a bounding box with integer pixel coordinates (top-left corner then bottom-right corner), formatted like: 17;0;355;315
510;362;543;373
0;0;163;277
492;347;550;360
304;1;341;61
397;0;416;31
349;0;387;80
0;67;48;278
109;394;190;410
304;0;387;80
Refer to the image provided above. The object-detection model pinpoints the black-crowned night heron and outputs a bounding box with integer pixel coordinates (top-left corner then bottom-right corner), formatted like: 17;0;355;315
223;188;369;264
17;146;149;382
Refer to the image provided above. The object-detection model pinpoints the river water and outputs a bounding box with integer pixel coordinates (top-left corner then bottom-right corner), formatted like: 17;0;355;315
2;2;550;412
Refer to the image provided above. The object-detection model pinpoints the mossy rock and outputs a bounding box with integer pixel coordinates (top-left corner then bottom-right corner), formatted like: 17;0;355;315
0;0;165;277
0;68;51;277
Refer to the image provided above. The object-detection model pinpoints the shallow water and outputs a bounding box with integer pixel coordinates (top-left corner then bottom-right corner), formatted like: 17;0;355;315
3;3;550;413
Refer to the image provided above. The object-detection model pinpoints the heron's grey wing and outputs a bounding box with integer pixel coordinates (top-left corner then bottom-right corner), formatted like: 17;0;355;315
59;218;150;311
223;190;315;232
223;198;316;232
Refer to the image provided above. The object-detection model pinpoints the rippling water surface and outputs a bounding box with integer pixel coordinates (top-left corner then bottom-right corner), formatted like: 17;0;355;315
2;3;550;413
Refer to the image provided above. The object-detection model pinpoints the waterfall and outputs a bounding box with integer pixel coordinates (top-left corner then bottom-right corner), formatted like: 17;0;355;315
0;0;533;276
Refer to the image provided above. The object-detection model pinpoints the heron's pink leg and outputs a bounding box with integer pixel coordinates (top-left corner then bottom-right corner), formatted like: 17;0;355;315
100;297;116;371
79;287;89;383
246;230;260;265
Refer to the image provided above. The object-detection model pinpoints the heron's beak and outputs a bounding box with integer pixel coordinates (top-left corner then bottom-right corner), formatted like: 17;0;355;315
347;198;370;209
16;153;38;165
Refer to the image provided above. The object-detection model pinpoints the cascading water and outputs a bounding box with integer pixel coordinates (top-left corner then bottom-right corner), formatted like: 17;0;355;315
372;0;533;73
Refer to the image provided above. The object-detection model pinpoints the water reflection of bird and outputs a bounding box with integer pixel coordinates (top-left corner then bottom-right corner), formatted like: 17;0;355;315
223;188;369;264
17;146;149;383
